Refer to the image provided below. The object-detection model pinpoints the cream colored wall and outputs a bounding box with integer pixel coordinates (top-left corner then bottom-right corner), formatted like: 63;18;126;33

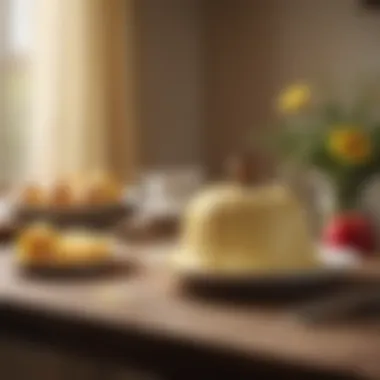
204;0;380;175
135;0;204;170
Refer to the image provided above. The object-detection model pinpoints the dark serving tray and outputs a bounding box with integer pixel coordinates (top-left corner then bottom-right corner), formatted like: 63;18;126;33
15;203;134;230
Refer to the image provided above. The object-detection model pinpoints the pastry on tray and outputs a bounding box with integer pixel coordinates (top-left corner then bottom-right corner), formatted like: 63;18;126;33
84;174;123;206
49;181;75;208
18;173;124;210
17;223;113;267
56;231;112;265
14;174;128;229
17;223;59;264
20;184;46;207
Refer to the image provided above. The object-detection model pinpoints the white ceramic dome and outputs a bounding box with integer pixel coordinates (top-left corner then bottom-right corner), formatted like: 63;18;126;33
179;183;318;274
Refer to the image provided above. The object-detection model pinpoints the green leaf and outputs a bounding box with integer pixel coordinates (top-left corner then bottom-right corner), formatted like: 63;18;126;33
320;102;347;126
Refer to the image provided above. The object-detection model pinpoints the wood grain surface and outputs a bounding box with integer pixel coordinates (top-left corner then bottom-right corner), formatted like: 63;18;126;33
2;246;380;379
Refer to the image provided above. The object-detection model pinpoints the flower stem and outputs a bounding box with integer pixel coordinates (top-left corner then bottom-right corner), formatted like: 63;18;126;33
334;184;360;213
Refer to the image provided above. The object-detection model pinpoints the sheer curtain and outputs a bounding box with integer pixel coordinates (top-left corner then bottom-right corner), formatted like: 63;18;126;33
28;0;138;184
0;0;34;186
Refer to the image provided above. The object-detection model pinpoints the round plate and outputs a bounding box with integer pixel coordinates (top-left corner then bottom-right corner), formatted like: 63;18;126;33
171;252;351;299
16;244;134;279
178;267;347;288
19;259;116;278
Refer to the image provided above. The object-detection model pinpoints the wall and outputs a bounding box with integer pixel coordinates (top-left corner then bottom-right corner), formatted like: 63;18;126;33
134;0;380;175
135;0;204;170
204;0;380;175
273;0;380;90
204;0;278;176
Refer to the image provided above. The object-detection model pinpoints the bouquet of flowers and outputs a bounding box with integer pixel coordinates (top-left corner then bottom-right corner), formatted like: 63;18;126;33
272;82;380;256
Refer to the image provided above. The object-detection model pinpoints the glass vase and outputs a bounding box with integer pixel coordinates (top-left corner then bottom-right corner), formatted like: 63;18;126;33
321;181;376;256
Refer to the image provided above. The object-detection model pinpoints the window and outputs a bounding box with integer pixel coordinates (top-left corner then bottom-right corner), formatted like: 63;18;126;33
0;0;34;185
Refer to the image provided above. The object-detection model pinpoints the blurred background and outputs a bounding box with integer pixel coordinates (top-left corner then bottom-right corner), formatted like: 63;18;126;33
2;0;380;187
2;2;380;380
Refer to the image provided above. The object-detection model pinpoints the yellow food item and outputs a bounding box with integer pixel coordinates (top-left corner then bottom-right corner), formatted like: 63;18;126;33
179;183;318;274
49;181;75;207
20;173;122;209
56;232;111;264
278;83;311;114
17;223;59;264
18;224;111;266
328;127;371;164
20;184;45;206
85;174;123;205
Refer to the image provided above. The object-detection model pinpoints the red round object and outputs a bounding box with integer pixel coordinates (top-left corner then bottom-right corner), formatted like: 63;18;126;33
323;212;376;255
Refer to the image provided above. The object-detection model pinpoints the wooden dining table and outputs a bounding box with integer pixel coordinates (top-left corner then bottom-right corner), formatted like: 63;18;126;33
2;244;380;380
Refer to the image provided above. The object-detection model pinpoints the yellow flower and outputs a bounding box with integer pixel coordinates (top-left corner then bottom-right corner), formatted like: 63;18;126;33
328;127;371;164
278;84;311;114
